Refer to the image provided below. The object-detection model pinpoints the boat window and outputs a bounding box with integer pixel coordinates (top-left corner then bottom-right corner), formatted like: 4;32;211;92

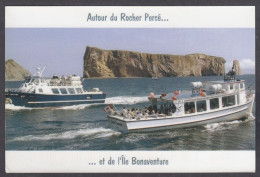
210;98;219;110
240;83;244;89
51;88;60;94
75;88;83;94
38;88;43;93
184;102;195;114
60;88;68;94
158;103;176;115
68;88;76;94
35;79;39;85
196;100;207;112
222;95;235;107
230;84;234;90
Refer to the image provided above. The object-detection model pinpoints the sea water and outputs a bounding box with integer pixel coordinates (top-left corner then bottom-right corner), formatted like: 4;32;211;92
5;75;255;150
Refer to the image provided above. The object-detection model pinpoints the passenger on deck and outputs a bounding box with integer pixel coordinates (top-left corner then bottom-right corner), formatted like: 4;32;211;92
137;110;143;118
132;108;137;116
126;109;131;118
148;105;153;114
168;110;173;116
109;108;114;115
121;107;127;116
144;111;149;118
153;105;157;112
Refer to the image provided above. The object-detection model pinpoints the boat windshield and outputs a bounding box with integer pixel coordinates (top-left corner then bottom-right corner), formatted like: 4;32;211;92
156;101;176;114
20;78;32;87
148;100;176;115
24;78;31;83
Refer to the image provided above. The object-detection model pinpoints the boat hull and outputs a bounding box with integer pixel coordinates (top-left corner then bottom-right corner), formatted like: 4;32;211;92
108;94;255;133
5;91;106;107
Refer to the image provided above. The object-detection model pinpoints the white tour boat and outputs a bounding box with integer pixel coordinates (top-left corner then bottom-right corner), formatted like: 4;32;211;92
5;66;106;107
106;70;255;133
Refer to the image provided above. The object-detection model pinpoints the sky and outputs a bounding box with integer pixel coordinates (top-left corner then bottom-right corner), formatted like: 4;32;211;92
5;28;255;77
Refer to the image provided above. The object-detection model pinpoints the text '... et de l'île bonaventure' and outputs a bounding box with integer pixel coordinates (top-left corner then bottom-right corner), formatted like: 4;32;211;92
87;13;169;22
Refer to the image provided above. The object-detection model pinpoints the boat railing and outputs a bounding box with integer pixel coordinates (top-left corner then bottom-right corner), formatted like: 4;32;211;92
110;110;170;120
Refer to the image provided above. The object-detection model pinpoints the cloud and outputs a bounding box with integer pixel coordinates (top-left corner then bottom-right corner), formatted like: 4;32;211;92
239;58;255;70
226;58;255;74
239;59;255;74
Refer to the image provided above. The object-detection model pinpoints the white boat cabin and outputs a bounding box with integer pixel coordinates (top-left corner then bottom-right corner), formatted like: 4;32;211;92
18;75;100;95
148;79;247;117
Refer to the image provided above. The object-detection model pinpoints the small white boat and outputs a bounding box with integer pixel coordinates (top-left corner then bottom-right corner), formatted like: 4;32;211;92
106;70;255;133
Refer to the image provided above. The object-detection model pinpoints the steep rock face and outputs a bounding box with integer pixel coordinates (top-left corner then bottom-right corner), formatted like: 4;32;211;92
83;46;226;78
5;59;30;81
233;60;242;75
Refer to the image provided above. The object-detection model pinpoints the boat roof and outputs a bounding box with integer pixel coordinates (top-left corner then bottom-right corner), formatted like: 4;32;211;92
203;80;245;84
150;90;237;103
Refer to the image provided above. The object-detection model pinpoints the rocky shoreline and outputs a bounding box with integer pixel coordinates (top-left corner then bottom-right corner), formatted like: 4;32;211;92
5;59;30;81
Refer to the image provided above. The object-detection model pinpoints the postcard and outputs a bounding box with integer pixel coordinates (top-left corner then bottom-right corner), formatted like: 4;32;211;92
5;6;255;173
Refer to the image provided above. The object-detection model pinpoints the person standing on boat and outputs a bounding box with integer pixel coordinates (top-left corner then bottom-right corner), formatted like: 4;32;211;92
109;108;114;115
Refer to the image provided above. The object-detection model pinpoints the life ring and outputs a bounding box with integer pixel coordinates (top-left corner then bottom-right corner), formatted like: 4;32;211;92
5;98;12;104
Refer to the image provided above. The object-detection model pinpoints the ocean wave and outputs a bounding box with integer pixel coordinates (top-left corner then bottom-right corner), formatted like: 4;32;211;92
204;120;243;132
105;96;149;105
5;95;149;110
11;127;121;141
56;103;104;110
116;133;148;144
43;96;149;110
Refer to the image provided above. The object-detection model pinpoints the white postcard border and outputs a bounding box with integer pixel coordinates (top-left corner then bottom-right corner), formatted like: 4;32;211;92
5;6;255;28
6;151;255;173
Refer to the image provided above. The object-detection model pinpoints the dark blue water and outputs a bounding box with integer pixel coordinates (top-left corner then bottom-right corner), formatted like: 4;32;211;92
5;75;255;150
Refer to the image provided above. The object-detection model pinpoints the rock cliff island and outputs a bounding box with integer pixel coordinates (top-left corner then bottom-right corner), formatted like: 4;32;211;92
232;60;242;75
5;59;30;81
83;46;226;78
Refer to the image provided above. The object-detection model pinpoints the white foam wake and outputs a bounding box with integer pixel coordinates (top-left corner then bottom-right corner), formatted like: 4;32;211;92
105;96;149;105
11;127;121;141
5;96;149;110
56;103;104;110
204;120;244;132
5;104;33;110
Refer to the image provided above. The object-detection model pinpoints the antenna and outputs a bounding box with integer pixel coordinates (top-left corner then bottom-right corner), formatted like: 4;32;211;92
34;66;46;77
38;65;46;77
